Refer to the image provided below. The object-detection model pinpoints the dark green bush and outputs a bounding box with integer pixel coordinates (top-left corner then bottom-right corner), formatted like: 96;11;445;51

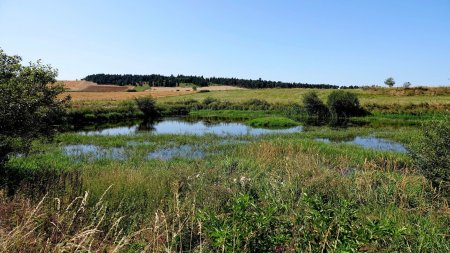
157;104;191;116
410;120;449;197
242;99;271;110
179;99;200;106
203;97;219;106
0;49;69;166
327;90;365;118
135;96;159;119
302;91;329;119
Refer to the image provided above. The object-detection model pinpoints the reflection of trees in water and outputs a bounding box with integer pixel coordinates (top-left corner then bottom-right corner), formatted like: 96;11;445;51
138;119;158;131
185;116;246;126
75;120;141;132
202;119;225;127
302;117;369;128
326;136;355;142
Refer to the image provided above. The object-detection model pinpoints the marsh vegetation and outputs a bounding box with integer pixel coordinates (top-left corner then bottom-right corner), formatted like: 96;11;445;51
1;50;449;252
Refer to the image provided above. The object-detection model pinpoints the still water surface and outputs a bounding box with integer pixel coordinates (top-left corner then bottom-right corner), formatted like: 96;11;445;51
63;118;407;161
315;137;407;153
79;118;303;136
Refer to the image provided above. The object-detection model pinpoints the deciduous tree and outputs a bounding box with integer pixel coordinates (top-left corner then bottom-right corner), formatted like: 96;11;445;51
0;48;69;166
384;77;395;87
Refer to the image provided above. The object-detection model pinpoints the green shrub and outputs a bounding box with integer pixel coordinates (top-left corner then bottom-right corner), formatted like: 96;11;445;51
135;96;159;119
200;193;292;252
302;91;329;119
327;90;365;118
119;100;138;113
203;97;219;106
410;120;450;196
242;99;271;110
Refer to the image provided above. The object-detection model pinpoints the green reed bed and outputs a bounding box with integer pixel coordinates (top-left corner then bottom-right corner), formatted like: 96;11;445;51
1;125;448;252
189;109;273;120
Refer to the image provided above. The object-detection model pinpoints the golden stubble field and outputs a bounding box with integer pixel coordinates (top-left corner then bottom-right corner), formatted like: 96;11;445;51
63;90;194;101
59;80;450;108
59;80;243;101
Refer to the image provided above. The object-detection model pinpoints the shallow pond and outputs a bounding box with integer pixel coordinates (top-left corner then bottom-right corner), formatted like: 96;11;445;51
315;137;407;153
62;144;127;160
64;118;407;161
79;118;303;136
147;145;206;160
61;140;248;161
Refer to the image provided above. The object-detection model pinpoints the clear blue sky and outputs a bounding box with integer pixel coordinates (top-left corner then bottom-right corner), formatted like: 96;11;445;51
1;0;449;86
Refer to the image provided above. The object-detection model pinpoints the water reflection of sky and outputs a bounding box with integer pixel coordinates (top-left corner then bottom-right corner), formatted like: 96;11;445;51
315;137;407;153
147;145;205;160
62;144;127;160
79;119;303;136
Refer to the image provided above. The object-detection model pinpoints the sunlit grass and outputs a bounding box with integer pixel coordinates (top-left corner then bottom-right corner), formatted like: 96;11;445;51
2;122;449;252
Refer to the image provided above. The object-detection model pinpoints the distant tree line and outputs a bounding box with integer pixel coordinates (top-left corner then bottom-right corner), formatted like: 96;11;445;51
83;74;354;89
83;74;208;87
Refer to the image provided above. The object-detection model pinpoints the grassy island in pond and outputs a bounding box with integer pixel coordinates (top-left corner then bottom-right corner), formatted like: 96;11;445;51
247;116;299;128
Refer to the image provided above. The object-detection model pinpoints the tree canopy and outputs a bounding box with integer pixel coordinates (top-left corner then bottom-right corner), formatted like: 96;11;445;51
302;91;329;119
327;90;365;118
83;73;347;89
0;48;69;166
384;77;395;87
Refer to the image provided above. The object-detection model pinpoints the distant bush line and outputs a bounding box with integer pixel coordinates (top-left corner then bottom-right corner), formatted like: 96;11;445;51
67;97;448;127
66;98;304;126
82;73;357;89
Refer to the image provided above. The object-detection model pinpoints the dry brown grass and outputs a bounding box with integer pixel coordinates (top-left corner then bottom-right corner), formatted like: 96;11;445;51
362;86;450;96
60;80;243;102
0;189;136;252
63;90;196;101
0;188;203;252
60;80;96;91
60;80;132;92
81;85;131;92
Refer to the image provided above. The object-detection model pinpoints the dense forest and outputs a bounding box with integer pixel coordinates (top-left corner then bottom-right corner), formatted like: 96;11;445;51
82;74;357;89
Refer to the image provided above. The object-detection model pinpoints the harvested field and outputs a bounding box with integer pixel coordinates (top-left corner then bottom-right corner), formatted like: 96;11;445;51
199;85;245;91
362;86;450;96
63;90;195;101
148;85;244;92
61;83;243;101
61;80;132;92
61;80;96;91
81;84;132;92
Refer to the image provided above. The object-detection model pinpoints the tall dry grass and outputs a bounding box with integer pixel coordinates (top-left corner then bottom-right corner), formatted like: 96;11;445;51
0;187;139;252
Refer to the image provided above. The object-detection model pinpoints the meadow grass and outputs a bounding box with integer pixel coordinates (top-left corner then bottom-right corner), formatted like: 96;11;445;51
189;110;300;128
68;87;450;114
158;87;450;106
189;109;273;120
247;116;299;128
2;121;449;251
3;85;450;252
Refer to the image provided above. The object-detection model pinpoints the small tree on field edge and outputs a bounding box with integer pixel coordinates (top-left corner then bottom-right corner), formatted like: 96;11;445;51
384;77;395;87
302;91;329;120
